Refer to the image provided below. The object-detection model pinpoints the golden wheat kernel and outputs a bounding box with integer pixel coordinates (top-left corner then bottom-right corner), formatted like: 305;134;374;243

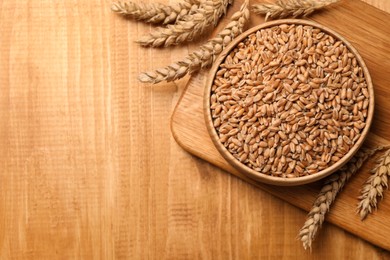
211;23;369;177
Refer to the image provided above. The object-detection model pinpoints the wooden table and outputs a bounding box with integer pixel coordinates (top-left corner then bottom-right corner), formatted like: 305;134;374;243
0;0;389;258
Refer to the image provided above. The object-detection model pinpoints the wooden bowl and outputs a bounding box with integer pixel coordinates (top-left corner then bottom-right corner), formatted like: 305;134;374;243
204;19;374;186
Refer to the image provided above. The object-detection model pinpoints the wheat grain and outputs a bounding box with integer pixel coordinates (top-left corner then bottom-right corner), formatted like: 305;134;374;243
252;0;340;21
111;0;200;24
210;23;370;177
137;0;232;47
298;146;385;250
357;148;390;220
138;0;249;83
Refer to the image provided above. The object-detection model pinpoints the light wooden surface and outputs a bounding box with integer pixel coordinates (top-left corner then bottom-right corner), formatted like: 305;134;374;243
0;0;389;259
172;0;390;250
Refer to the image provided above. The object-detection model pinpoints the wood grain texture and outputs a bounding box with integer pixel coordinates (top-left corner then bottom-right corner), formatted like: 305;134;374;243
0;0;389;259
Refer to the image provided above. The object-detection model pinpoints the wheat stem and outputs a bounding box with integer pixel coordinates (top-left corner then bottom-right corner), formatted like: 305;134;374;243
138;0;249;83
137;0;232;47
111;0;201;25
357;148;390;220
252;0;340;21
298;146;385;250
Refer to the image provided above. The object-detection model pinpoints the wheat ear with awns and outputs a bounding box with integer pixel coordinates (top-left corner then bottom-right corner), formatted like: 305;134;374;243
138;0;250;83
137;0;232;47
252;0;340;21
299;146;386;250
111;0;201;24
357;148;390;220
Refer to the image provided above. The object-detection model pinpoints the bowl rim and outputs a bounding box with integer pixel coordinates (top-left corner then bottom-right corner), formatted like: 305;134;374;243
203;19;374;186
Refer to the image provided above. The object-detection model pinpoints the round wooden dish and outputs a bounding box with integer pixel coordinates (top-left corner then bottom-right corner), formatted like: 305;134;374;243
204;19;374;186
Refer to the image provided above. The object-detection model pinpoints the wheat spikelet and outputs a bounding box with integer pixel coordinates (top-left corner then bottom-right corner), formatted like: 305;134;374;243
138;0;249;83
111;0;200;24
298;146;385;250
357;148;390;220
137;0;232;47
252;0;340;21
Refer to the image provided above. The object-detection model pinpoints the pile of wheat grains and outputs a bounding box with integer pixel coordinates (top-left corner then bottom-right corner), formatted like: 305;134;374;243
210;24;369;178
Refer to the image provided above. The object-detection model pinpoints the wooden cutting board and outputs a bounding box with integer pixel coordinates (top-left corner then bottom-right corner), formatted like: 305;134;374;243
171;0;390;251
